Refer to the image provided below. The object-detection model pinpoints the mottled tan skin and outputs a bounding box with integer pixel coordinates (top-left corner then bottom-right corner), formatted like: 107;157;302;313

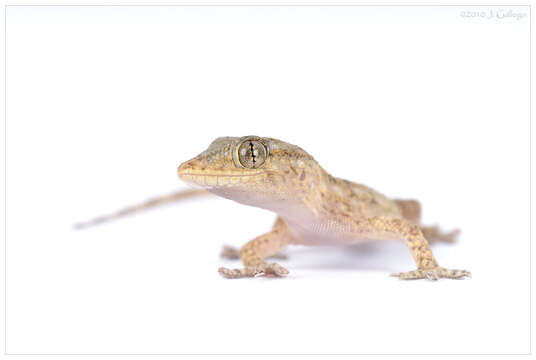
178;135;470;280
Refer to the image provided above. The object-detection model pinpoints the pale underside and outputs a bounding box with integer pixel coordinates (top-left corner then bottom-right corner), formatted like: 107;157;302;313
181;171;404;245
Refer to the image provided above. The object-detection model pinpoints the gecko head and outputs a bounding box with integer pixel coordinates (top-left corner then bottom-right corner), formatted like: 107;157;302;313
178;135;322;209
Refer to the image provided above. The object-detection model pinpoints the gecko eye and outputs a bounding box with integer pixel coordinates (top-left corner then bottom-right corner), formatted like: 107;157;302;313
237;139;268;168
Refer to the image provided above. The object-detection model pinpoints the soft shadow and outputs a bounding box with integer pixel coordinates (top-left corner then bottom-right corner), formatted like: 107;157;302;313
285;242;415;272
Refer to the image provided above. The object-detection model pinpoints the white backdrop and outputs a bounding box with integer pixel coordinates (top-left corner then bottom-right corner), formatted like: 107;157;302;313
5;5;530;355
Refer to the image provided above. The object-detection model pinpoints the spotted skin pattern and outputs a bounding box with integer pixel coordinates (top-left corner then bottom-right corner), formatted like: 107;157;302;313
177;136;471;281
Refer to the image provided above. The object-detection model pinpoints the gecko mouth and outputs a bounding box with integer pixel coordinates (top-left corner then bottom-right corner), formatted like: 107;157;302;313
179;172;262;187
177;161;263;187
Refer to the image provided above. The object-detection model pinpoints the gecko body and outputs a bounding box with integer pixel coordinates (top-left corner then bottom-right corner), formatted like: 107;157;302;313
177;135;470;280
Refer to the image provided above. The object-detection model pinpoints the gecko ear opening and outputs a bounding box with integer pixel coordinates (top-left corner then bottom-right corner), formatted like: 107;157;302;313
232;136;269;169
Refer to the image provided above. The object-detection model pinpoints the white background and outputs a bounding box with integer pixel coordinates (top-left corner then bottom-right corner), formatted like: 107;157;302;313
4;5;531;355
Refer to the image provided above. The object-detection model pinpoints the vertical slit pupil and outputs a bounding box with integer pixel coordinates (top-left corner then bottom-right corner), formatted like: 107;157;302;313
249;142;256;164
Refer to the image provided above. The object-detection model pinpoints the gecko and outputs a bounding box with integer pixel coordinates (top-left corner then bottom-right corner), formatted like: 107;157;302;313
76;135;470;281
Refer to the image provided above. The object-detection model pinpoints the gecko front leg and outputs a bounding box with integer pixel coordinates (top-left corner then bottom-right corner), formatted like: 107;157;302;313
356;217;470;280
218;217;292;279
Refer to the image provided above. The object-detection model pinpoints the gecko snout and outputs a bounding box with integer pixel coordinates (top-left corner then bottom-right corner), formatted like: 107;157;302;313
177;157;215;185
177;159;198;179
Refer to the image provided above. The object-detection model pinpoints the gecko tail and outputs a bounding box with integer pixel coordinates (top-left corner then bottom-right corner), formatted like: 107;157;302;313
73;188;209;229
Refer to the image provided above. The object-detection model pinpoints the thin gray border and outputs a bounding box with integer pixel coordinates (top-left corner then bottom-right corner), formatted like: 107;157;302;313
3;4;5;358
3;3;532;356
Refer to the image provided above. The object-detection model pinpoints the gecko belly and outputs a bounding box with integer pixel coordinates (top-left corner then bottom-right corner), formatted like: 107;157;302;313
283;218;372;245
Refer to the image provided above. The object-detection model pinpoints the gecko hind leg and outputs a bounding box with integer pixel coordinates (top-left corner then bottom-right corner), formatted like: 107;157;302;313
421;225;460;244
220;244;288;260
394;199;460;244
218;217;292;279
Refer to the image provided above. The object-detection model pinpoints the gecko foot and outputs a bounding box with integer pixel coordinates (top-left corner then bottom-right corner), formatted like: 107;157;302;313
218;262;289;279
220;245;288;260
390;267;471;281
